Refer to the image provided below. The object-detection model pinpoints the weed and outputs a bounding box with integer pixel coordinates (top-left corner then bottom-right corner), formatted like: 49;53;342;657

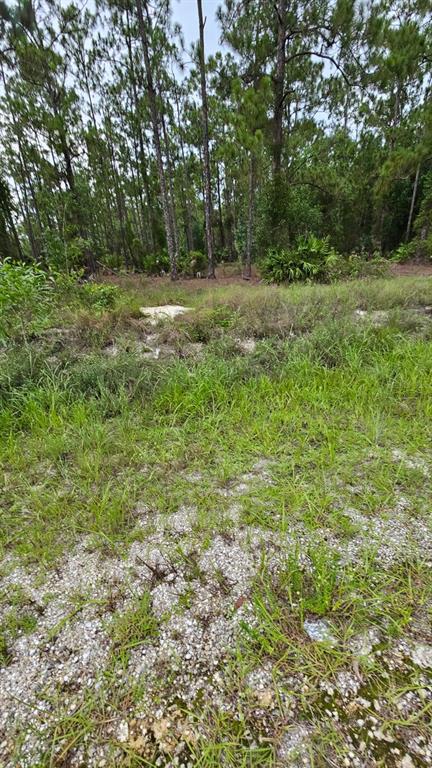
110;591;158;657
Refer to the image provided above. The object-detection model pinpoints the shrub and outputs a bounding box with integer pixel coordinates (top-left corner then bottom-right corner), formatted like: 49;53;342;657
325;252;389;281
174;305;237;343
0;259;54;339
260;235;339;284
179;250;207;277
142;251;170;275
42;233;92;272
260;236;389;284
412;233;432;261
389;243;413;263
78;282;119;311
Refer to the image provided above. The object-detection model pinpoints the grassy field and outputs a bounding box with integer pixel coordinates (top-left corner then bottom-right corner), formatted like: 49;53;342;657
0;274;432;767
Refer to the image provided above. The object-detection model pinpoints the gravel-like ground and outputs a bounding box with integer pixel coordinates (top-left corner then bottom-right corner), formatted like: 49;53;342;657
1;457;431;768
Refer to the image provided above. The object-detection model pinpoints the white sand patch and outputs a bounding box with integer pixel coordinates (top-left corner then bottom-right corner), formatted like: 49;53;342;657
139;305;193;325
392;448;429;476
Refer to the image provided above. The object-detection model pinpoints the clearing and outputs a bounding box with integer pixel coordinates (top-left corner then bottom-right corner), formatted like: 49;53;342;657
1;275;432;767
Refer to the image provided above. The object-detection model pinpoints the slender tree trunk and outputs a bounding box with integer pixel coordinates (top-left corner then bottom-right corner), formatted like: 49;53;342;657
197;0;215;278
2;178;24;260
130;135;150;250
1;64;43;259
161;109;180;257
406;163;420;242
107;133;131;269
13;181;34;258
223;160;236;261
174;88;194;252
244;153;256;280
182;177;194;253
125;7;157;253
216;164;226;253
272;0;287;178
136;0;177;279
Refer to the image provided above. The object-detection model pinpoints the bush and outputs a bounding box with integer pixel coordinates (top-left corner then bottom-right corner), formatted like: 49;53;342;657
0;259;54;339
389;243;414;263
178;250;207;277
260;236;389;284
42;233;92;272
325;252;389;281
260;235;339;284
142;251;170;275
78;282;119;311
412;233;432;261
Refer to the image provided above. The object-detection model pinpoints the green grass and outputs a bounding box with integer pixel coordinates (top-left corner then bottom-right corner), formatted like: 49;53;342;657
1;274;432;766
110;590;159;660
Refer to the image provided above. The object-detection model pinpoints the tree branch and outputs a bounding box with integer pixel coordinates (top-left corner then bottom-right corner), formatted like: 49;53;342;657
285;50;353;86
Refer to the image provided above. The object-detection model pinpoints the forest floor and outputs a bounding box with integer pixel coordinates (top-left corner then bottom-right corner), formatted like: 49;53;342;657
390;262;432;277
1;275;432;767
102;260;432;289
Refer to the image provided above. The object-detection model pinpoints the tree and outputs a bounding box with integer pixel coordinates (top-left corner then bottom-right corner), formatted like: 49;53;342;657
136;0;177;279
197;0;215;278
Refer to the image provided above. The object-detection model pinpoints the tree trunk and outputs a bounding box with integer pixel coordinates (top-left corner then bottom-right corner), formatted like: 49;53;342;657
125;7;157;253
216;164;226;253
223;161;236;261
197;0;215;278
108;137;131;269
136;0;177;279
272;0;287;178
406;162;420;242
174;88;195;252
161;109;180;258
244;153;256;280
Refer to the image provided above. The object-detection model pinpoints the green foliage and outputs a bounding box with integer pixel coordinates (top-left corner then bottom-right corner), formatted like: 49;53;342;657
0;259;54;339
280;544;339;617
42;233;92;273
110;591;158;654
142;251;171;276
178;250;207;277
325;252;390;281
260;235;339;284
0;632;9;666
260;236;390;284
260;247;318;284
142;250;208;278
389;243;413;263
78;282;118;311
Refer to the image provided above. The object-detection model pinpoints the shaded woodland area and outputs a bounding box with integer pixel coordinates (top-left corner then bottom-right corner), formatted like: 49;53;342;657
0;0;431;280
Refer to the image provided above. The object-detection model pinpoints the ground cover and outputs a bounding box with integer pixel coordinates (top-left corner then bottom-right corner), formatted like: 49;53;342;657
0;274;431;767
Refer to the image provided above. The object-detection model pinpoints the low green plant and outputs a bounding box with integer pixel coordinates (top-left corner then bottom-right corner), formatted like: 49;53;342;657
0;632;9;665
390;243;413;263
142;251;171;275
412;232;432;261
110;591;158;658
78;281;119;311
260;236;389;284
282;544;339;617
0;259;54;339
260;235;339;284
179;250;207;277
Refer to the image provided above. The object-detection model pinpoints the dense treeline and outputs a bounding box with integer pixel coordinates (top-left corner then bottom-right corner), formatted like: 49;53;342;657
0;0;431;280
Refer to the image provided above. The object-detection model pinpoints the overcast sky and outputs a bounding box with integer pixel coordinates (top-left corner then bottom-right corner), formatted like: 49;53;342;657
171;0;223;56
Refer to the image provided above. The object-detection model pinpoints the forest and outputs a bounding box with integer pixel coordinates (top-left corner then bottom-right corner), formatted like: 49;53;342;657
0;0;431;280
